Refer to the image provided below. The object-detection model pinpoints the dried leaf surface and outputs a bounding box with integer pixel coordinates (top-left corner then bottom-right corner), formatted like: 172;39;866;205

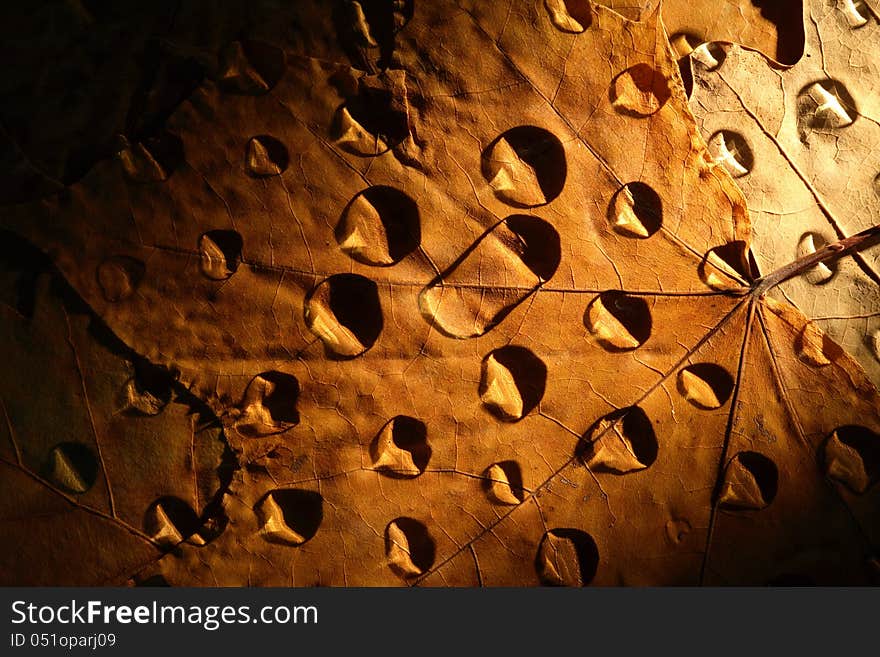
689;0;880;385
600;0;805;63
1;0;879;585
0;242;230;585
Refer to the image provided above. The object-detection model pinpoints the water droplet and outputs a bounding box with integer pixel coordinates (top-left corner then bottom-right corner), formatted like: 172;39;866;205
483;461;524;505
115;133;183;183
578;406;657;474
840;0;871;29
481;126;567;208
609;182;662;238
119;378;168;416
669;33;726;71
707;130;753;178
796;232;837;285
385;517;435;579
535;528;599;586
216;40;285;95
420;215;560;338
479;346;547;422
198;230;243;281
585;291;652;351
797;80;857;140
677;363;734;410
46;443;98;494
305;274;383;358
610;64;671;117
698;242;752;290
256;490;323;546
245;135;288;177
718;451;778;510
823;426;880;494
544;0;593;33
692;42;726;70
145;497;209;548
331;70;410;157
235;371;300;437
337;186;420;266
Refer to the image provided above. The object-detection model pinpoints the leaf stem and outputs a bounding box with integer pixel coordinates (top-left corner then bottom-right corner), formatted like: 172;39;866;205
752;223;880;296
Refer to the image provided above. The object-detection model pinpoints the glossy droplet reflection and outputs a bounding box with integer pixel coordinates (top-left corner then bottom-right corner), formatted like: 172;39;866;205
369;416;430;478
217;40;285;95
610;64;671;117
481;126;566;208
797;80;857;140
609;182;662;238
116;132;184;184
420;215;560;338
256;490;323;546
535;528;599;586
718;451;778;510
235;371;300;437
677;363;734;410
46;443;99;494
198;230;242;281
707;130;753;178
305;274;383;358
479;346;547;422
385;517;435;579
823;426;880;494
796;232;837;285
145;497;212;548
669;33;726;71
331;70;410;157
578;406;658;474
245;135;288;177
840;0;871;27
585;291;652;351
544;0;593;33
698;242;752;290
483;461;525;505
336;186;420;266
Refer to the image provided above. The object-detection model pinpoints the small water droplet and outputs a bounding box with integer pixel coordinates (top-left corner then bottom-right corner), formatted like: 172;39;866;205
479;346;547;422
385;517;435;579
535;528;599;586
677;363;734;410
544;0;593;33
245;135;288;177
610;64;671;117
256;490;323;546
707;130;753;177
718;451;778;510
305;274;383;358
369;416;430;478
46;443;98;494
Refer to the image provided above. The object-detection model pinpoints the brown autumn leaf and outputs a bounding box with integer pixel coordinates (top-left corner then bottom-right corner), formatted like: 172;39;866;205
1;0;879;586
687;0;880;386
0;237;231;585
